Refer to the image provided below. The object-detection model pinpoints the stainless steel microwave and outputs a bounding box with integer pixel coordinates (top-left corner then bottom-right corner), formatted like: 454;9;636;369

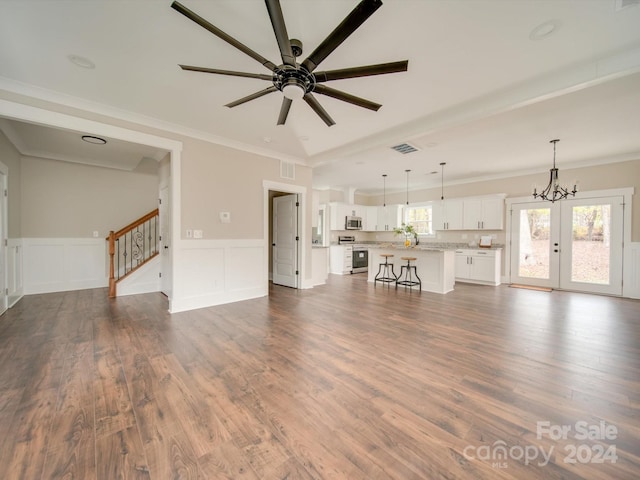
345;216;362;230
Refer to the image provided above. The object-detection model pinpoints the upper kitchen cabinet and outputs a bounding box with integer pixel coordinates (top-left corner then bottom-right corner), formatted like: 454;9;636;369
329;203;402;231
432;199;464;230
372;204;402;231
363;206;378;232
462;195;505;230
329;202;364;230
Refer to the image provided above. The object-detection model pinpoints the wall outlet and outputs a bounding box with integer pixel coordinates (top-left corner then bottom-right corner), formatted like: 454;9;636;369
193;229;203;239
92;230;99;238
219;211;231;223
186;229;193;238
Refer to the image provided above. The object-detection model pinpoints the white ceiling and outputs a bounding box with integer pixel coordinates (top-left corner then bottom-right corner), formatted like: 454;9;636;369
1;0;640;195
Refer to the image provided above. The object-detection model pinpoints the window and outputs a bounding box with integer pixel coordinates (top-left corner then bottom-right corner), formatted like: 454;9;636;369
405;204;434;236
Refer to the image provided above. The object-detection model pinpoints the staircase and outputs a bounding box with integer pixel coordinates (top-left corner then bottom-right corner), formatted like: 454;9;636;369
107;209;159;297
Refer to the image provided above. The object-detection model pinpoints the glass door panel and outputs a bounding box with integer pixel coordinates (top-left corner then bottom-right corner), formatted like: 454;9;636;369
518;208;551;280
559;197;623;295
510;203;558;288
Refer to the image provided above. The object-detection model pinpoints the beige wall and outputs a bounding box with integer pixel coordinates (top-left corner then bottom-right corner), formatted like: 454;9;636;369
178;137;313;278
20;156;159;238
180;137;312;239
0;129;21;237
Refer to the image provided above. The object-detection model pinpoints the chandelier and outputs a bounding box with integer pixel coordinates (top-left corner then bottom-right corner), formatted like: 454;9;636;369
533;139;577;202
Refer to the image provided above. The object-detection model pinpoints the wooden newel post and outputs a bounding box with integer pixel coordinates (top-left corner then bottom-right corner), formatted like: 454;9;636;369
108;230;116;298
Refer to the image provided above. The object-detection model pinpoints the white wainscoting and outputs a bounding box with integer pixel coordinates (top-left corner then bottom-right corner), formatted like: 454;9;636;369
7;238;24;306
170;239;267;313
23;238;108;294
116;255;161;297
625;242;640;299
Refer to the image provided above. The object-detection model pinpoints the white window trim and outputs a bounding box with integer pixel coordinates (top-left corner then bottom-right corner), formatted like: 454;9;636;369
403;202;437;237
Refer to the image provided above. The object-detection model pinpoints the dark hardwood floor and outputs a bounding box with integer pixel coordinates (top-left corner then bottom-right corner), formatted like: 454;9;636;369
0;274;639;479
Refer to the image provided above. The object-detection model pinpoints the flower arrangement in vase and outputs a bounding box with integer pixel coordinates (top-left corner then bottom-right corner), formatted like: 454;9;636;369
393;223;418;247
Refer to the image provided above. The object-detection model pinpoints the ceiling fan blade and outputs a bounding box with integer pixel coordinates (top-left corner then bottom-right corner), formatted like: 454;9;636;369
313;85;381;111
303;93;336;126
179;65;274;81
264;0;296;67
314;60;408;82
171;1;277;71
225;86;277;108
301;0;382;72
277;97;293;125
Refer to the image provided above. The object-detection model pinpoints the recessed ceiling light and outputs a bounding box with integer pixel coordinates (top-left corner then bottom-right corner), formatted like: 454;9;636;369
263;136;272;143
68;54;96;69
81;135;107;145
529;20;560;41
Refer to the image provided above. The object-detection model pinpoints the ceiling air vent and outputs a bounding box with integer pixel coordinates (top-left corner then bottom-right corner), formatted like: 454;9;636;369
280;160;295;180
390;142;419;154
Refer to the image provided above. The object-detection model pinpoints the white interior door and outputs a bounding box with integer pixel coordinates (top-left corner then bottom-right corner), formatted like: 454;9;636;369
273;194;298;288
159;185;172;297
510;197;624;295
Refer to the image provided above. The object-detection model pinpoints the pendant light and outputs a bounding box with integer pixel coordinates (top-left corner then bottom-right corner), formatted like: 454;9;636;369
533;139;578;202
439;162;446;200
382;174;387;207
405;169;411;205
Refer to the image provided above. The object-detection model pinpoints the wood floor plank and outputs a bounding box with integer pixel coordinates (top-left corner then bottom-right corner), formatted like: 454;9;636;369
0;389;59;480
42;341;96;480
0;276;639;479
95;426;151;480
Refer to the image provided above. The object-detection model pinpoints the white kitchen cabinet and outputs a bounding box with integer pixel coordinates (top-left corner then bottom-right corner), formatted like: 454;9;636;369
363;205;378;231
433;199;464;230
329;202;364;230
375;204;402;231
462;196;505;230
330;245;353;274
454;249;501;285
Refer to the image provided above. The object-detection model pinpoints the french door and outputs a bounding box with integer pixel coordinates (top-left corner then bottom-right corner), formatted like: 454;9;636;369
510;196;624;295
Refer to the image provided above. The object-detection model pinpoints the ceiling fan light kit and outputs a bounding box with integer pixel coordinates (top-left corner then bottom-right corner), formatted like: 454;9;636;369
171;0;408;126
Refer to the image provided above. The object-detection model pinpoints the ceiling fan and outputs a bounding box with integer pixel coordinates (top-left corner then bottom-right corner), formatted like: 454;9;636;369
171;0;408;126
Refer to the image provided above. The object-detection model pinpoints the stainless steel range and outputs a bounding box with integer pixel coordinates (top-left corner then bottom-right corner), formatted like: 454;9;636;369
338;235;368;274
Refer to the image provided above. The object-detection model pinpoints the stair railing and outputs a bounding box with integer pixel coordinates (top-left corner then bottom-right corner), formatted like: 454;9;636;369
107;208;159;297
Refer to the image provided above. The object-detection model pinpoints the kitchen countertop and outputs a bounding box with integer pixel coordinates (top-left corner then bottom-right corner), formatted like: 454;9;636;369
367;243;503;251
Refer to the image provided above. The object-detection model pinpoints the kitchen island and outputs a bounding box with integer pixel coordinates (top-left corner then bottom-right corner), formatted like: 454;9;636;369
368;246;455;294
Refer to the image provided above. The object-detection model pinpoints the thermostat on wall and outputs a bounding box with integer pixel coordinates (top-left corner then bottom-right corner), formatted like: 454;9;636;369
219;211;231;223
